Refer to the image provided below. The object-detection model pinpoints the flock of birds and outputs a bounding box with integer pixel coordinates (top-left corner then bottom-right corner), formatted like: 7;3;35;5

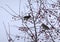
23;14;49;30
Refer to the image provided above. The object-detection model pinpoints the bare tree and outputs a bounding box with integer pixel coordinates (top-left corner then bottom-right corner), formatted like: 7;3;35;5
1;0;60;42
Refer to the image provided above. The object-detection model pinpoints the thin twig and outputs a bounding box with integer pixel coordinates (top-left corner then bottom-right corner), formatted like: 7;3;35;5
19;0;21;15
0;6;16;17
3;22;8;41
5;4;18;15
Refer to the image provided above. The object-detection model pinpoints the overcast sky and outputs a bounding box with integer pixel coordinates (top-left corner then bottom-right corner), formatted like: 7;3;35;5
0;0;25;42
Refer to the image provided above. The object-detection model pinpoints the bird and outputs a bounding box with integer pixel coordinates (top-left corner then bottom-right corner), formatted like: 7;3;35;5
41;23;49;30
23;14;31;20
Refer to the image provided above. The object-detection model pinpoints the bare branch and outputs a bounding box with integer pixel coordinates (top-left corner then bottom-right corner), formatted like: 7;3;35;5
5;4;18;15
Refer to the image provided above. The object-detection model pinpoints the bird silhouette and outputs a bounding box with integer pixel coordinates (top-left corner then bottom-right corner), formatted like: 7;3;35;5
24;14;31;20
41;23;49;30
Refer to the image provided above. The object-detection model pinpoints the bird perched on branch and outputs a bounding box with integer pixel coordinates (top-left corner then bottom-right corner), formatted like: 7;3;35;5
41;23;49;30
23;14;31;20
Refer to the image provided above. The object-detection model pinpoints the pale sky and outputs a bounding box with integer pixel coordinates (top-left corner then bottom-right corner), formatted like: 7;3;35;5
0;0;26;42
